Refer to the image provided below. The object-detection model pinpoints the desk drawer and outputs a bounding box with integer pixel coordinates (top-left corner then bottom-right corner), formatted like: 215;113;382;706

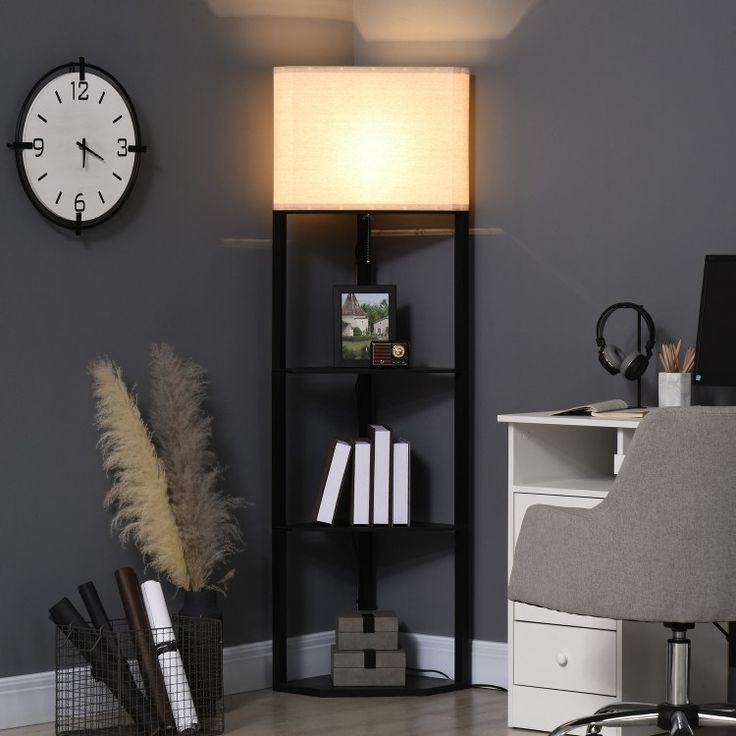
511;685;619;734
514;621;617;696
515;602;616;631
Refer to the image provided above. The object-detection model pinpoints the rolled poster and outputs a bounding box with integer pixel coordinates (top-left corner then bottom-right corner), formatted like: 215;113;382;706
77;581;158;729
115;567;174;727
141;580;198;733
49;596;154;731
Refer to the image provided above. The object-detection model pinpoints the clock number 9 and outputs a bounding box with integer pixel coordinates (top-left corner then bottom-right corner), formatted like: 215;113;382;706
70;80;89;101
74;193;85;212
117;138;128;157
32;138;44;157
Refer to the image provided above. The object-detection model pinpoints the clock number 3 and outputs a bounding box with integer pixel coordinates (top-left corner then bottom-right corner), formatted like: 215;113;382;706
70;80;89;101
117;138;128;157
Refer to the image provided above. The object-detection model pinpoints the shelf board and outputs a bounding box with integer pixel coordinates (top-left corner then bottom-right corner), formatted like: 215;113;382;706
274;209;461;216
278;366;456;375
513;477;615;497
274;673;464;697
277;522;456;533
498;411;642;428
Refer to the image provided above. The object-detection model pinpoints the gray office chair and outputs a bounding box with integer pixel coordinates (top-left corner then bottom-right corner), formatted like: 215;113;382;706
509;407;736;736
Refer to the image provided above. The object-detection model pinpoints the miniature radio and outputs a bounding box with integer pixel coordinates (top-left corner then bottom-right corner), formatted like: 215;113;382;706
370;341;409;367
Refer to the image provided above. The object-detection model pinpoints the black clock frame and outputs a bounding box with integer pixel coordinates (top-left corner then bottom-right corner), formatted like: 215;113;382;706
6;57;146;234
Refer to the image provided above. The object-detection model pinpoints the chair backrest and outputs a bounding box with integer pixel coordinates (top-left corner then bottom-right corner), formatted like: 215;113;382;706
509;406;736;623
584;406;736;621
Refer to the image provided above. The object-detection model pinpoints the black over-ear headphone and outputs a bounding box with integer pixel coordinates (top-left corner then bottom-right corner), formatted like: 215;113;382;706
595;302;656;380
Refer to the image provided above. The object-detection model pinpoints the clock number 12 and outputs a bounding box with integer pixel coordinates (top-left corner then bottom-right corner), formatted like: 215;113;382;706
70;80;89;101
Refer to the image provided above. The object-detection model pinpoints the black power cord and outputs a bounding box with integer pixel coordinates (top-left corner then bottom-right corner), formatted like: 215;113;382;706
407;666;508;692
408;666;451;680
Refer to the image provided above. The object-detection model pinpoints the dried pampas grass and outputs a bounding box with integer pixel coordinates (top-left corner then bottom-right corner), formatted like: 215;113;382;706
149;343;245;592
90;358;190;590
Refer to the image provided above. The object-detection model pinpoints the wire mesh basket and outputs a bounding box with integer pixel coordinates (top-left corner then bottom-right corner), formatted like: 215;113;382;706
55;617;223;736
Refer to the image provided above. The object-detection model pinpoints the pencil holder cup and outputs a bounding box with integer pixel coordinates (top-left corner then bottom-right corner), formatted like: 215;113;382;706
658;372;691;407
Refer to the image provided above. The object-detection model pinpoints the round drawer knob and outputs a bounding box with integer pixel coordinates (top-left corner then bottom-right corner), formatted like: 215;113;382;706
556;653;568;667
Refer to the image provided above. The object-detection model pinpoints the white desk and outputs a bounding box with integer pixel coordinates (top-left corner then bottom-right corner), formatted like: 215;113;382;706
498;412;726;733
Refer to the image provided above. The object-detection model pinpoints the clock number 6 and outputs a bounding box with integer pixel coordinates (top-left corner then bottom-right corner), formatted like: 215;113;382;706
117;138;128;157
70;80;89;101
74;193;85;212
32;138;44;157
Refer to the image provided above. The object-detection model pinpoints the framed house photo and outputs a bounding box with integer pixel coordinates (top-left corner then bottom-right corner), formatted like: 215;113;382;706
334;285;397;367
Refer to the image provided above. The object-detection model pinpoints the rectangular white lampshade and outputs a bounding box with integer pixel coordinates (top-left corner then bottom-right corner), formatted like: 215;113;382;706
273;66;469;211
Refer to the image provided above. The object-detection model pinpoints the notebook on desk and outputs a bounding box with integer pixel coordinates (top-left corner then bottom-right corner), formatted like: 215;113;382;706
553;399;649;419
591;407;649;419
553;399;627;416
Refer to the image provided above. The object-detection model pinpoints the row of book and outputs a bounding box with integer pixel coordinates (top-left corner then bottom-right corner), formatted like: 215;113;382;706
315;424;411;526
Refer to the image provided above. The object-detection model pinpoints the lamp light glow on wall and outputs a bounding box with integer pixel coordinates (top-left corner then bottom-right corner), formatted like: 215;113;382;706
273;66;470;211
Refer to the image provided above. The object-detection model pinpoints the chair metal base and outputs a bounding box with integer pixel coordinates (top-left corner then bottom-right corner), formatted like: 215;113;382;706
548;625;736;736
549;703;736;736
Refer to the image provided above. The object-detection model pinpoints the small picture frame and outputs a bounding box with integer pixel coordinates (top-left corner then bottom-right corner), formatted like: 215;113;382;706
334;285;397;367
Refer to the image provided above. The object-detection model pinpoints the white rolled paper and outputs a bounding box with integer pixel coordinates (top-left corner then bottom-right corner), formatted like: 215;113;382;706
141;580;198;733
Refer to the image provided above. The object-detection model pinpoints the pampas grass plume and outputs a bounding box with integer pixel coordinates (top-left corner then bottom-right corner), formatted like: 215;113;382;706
90;358;190;590
149;344;245;591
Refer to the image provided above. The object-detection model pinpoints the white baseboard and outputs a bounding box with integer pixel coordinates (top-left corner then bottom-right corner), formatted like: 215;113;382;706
0;633;507;730
0;670;56;731
400;632;508;687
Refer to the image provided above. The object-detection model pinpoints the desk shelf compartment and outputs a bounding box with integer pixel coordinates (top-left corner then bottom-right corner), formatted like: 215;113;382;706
511;423;618;490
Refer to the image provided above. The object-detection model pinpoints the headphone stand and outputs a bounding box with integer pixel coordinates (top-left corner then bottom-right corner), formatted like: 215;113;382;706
596;301;655;405
636;310;642;408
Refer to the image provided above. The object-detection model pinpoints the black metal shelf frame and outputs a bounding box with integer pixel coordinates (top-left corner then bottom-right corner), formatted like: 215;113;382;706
277;673;462;697
277;522;457;533
272;210;473;696
277;366;457;375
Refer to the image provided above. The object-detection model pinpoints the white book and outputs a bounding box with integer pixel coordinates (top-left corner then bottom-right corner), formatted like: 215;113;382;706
315;440;351;524
392;439;410;526
369;425;391;525
352;440;371;525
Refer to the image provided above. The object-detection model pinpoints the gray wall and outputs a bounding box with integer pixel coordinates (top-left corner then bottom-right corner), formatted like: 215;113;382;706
358;0;736;649
0;0;353;678
3;0;736;684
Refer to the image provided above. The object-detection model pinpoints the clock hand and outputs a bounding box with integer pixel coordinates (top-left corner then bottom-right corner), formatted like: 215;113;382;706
76;138;87;168
75;139;105;164
84;144;105;162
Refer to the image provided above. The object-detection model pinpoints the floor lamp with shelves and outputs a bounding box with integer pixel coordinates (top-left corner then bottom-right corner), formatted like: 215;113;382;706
271;66;472;697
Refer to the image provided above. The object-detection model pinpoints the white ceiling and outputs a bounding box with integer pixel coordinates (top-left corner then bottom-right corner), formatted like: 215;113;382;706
204;0;538;41
354;0;539;43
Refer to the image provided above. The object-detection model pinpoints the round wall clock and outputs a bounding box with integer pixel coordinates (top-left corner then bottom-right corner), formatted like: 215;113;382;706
7;57;146;234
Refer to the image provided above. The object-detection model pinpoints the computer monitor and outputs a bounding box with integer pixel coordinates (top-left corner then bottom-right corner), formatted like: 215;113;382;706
693;255;736;386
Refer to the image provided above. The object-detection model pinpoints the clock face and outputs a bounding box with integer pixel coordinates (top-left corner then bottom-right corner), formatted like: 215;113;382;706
12;62;143;230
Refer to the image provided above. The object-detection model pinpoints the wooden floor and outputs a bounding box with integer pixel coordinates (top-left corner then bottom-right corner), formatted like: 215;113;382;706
4;688;528;736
